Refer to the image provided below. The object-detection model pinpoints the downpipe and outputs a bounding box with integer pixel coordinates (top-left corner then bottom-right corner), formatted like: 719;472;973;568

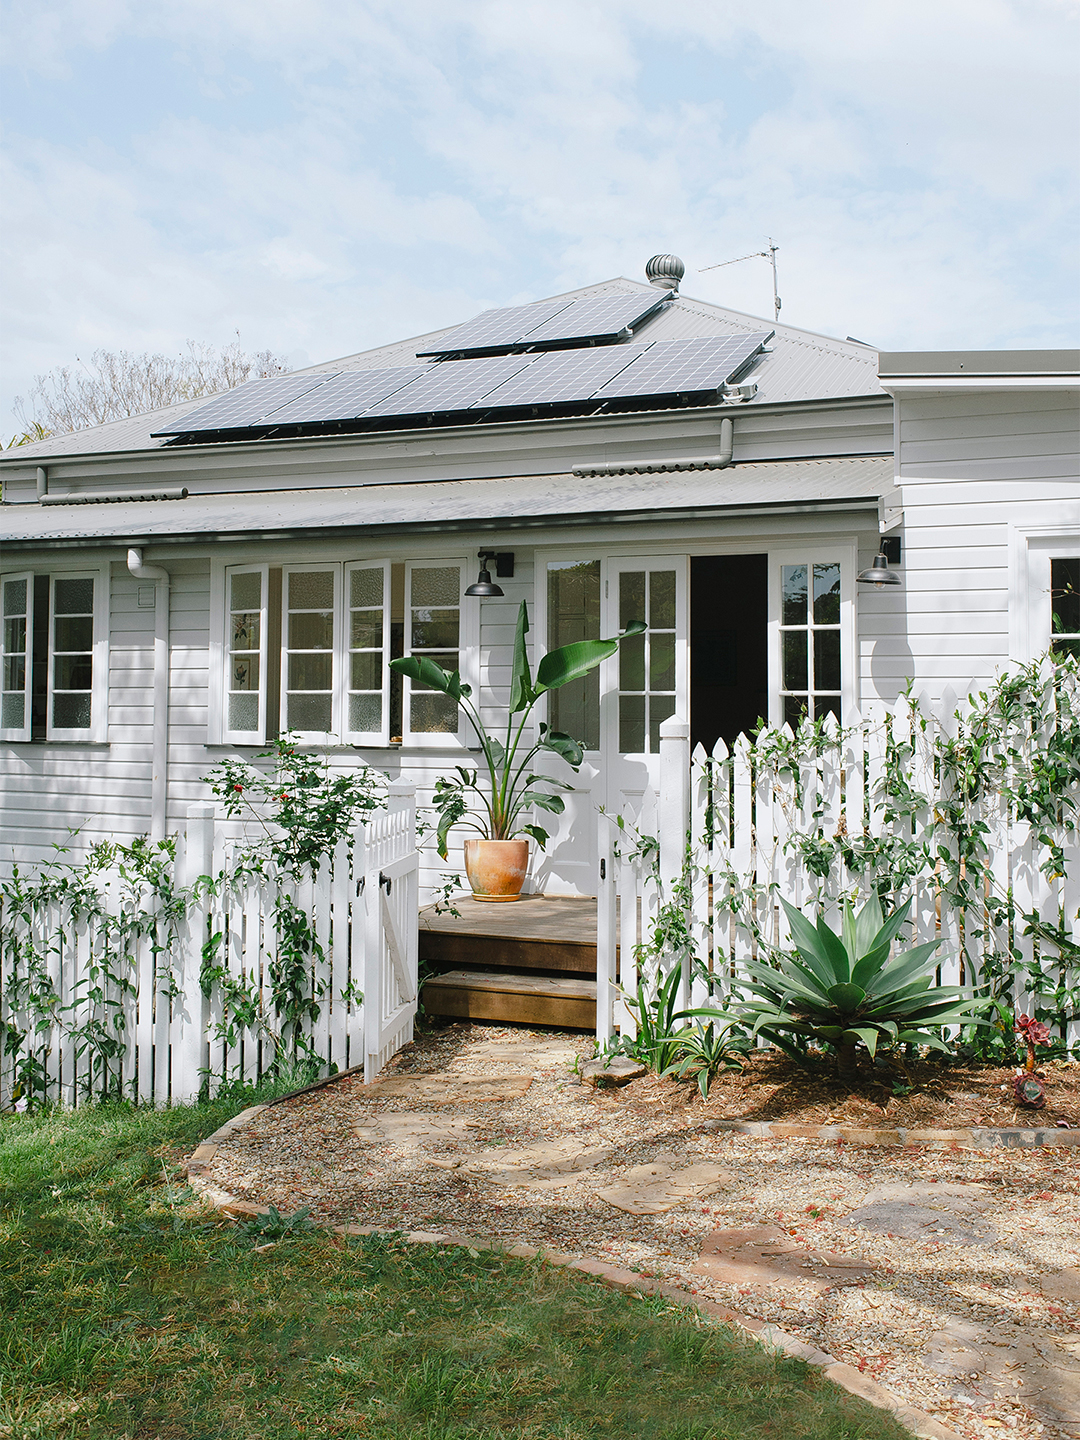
127;548;170;842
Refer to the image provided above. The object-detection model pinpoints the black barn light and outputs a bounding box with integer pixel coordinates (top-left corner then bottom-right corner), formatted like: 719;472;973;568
465;551;504;597
856;550;902;589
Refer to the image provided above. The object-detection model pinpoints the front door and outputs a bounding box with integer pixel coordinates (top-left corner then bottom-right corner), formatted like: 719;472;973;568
601;555;689;824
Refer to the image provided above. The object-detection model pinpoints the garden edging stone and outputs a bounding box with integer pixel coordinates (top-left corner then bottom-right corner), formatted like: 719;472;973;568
184;1099;964;1440
701;1117;1080;1148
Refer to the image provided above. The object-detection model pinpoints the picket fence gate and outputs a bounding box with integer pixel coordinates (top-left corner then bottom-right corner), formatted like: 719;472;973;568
0;781;419;1109
597;703;1080;1049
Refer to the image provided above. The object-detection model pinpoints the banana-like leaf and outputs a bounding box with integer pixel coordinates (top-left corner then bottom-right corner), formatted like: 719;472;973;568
538;728;585;768
527;792;566;815
509;602;533;714
535;620;646;693
388;655;472;700
517;823;550;848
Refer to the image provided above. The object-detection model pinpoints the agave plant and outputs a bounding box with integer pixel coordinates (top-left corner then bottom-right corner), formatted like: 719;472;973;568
689;895;989;1081
390;601;644;857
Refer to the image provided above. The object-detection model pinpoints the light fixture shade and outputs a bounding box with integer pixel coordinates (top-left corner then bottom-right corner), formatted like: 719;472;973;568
856;552;901;588
465;554;504;597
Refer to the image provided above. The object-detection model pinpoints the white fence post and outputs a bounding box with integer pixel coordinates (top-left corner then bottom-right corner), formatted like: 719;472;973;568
659;714;691;1009
172;804;214;1103
596;824;616;1045
387;777;416;814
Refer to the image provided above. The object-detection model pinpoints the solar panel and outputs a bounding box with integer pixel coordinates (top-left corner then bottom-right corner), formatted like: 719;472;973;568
473;346;647;409
519;291;669;347
361;354;541;417
416;299;577;357
258;366;433;425
151;373;339;435
592;333;772;400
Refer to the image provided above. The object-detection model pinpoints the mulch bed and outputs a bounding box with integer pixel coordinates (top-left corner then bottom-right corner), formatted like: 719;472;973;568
595;1048;1080;1131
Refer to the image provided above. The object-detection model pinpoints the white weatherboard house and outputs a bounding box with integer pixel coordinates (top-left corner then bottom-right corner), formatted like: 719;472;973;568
2;259;1078;906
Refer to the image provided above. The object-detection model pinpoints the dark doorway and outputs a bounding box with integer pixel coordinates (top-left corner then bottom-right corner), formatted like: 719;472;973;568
690;554;768;753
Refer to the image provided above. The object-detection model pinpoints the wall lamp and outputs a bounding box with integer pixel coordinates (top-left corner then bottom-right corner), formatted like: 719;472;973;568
465;550;514;597
857;536;902;589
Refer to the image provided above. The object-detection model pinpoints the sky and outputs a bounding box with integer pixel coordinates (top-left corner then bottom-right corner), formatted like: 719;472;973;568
1;0;1078;435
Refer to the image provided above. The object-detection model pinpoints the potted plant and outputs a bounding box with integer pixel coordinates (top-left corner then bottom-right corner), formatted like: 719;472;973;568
389;601;644;900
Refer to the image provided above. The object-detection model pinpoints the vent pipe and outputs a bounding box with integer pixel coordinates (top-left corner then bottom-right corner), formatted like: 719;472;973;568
36;467;48;499
127;548;171;842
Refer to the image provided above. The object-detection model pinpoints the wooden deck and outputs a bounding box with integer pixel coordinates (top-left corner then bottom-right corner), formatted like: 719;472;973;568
419;894;601;1028
419;894;598;975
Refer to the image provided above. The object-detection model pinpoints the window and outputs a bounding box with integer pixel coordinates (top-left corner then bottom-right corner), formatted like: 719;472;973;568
1051;557;1080;661
217;557;469;745
0;569;107;743
547;560;601;751
778;561;842;727
616;567;677;754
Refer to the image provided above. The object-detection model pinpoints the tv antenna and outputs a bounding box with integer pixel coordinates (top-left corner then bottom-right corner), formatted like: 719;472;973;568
700;239;781;321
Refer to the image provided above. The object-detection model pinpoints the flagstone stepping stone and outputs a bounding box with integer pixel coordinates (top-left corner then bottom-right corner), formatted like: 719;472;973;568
579;1057;647;1088
464;1137;615;1190
1038;1265;1080;1302
361;1073;533;1104
597;1155;734;1214
923;1319;1080;1430
842;1181;997;1246
464;1038;582;1068
353;1112;479;1149
692;1225;873;1293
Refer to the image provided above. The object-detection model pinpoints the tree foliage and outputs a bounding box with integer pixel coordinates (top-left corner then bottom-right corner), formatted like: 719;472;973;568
12;338;291;439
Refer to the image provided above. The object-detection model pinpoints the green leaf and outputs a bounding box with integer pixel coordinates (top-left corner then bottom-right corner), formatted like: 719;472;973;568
841;1026;881;1057
854;893;886;956
535;620;646;693
778;900;838;984
815;913;852;981
539;728;584;768
517;824;550;848
527;792;565;815
388;655;471;701
827;982;867;1013
509;601;534;714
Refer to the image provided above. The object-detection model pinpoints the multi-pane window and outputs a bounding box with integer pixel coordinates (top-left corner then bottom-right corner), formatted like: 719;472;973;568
50;577;95;733
547;560;601;751
406;564;462;735
0;570;105;742
1;574;32;740
1051;557;1080;661
226;568;266;739
779;561;842;728
617;568;676;754
284;567;337;735
218;558;465;745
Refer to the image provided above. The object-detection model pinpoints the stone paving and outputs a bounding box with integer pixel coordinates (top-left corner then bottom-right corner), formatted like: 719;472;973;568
192;1026;1080;1440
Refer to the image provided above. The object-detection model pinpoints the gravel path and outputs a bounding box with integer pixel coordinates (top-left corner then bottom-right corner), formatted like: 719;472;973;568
202;1024;1080;1440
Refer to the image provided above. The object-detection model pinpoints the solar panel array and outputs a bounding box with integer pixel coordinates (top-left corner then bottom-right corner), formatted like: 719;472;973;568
417;289;669;357
152;373;341;435
415;299;577;357
159;332;772;437
592;334;771;400
257;366;432;425
361;354;539;417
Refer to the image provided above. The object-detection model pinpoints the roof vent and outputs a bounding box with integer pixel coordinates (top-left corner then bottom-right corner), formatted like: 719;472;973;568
645;254;684;291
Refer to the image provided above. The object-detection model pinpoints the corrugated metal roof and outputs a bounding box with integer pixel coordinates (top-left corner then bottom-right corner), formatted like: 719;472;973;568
2;456;892;546
2;279;883;463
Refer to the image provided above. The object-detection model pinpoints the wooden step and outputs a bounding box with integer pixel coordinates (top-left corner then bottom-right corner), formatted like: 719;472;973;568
420;894;600;975
422;968;597;1029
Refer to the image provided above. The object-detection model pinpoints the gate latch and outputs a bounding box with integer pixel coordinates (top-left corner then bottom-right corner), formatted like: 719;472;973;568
599;858;606;881
379;871;392;894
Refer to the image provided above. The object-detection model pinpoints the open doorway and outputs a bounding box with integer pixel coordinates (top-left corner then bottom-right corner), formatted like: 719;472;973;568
690;554;768;753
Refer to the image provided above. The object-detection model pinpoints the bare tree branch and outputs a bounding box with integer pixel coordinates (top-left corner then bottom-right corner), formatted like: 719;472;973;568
12;340;291;439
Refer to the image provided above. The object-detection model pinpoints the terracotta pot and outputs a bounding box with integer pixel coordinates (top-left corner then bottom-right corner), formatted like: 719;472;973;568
463;838;529;902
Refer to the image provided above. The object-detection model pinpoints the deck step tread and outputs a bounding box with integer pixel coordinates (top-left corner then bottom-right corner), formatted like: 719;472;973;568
424;969;596;1000
420;895;597;945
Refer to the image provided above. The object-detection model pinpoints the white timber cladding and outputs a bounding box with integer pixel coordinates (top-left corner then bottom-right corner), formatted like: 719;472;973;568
892;387;1080;702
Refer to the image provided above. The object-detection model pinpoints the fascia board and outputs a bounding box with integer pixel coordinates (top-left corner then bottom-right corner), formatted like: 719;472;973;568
0;394;891;485
881;376;1079;395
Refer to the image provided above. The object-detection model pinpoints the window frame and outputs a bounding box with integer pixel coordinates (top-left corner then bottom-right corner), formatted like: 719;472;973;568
1009;522;1080;664
343;559;392;746
279;562;342;742
220;564;270;746
401;557;474;748
0;570;34;743
46;570;109;742
768;544;856;728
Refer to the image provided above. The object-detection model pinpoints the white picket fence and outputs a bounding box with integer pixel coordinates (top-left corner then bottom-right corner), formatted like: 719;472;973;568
0;782;419;1109
598;703;1080;1048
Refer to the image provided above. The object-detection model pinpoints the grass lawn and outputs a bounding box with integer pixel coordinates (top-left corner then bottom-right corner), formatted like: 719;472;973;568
0;1087;915;1440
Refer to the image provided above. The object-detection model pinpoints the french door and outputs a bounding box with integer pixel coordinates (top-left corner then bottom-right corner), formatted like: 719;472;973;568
601;555;689;819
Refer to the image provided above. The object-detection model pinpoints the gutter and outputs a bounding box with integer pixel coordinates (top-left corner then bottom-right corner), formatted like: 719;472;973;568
126;548;171;843
573;419;734;477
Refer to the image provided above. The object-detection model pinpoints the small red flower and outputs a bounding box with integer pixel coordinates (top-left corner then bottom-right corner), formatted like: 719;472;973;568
233;783;243;792
279;793;289;801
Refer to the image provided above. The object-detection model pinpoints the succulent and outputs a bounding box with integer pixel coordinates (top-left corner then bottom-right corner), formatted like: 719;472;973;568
690;894;990;1081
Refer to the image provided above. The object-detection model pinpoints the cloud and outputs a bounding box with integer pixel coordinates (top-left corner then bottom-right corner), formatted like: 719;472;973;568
1;0;1076;429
